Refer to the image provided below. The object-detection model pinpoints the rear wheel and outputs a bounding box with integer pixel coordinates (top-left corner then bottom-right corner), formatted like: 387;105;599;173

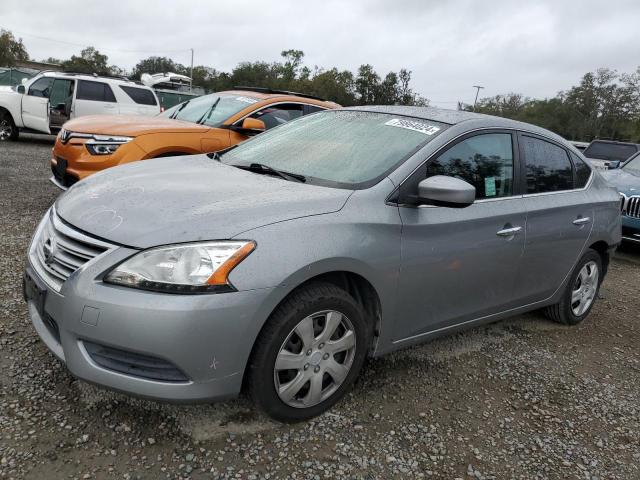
0;111;18;141
247;282;370;422
544;249;602;325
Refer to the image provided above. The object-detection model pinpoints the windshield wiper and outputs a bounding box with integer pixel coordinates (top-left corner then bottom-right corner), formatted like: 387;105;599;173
196;98;220;125
237;163;306;183
170;99;191;119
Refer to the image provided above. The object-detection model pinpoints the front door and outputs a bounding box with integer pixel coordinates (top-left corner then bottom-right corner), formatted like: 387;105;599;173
22;76;53;133
394;132;527;342
513;134;593;304
48;79;75;133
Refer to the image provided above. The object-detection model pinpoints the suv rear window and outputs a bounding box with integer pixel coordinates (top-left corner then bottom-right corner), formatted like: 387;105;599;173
119;85;157;106
583;141;638;161
77;80;116;102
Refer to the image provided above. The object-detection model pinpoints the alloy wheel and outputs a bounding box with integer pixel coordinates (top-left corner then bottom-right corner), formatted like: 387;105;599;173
0;119;13;141
274;310;356;408
571;260;599;316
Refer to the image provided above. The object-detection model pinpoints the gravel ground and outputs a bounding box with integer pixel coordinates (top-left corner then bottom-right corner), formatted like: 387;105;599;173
1;135;639;480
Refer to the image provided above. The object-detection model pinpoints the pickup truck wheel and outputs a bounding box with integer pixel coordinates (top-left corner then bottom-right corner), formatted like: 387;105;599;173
247;282;370;423
544;249;602;325
0;112;18;141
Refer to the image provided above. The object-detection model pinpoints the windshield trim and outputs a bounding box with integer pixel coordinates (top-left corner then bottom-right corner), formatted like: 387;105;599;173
221;110;449;190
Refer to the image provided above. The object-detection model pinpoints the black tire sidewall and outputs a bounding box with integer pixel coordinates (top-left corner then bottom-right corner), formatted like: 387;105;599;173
561;250;602;325
249;284;370;422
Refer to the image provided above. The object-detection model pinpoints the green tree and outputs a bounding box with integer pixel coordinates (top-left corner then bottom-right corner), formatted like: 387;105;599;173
0;29;29;67
61;47;111;75
132;56;187;79
355;64;380;104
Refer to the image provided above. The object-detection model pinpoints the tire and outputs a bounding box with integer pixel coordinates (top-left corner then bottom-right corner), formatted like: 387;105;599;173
544;249;602;325
247;282;371;423
0;111;18;141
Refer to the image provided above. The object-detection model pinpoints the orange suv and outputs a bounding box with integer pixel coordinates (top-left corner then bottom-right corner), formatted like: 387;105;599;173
50;88;339;189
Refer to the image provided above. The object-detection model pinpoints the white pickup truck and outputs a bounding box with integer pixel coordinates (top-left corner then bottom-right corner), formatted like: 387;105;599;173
0;71;160;141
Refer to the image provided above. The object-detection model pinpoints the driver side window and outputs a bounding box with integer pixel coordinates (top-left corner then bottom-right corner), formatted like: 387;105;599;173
426;133;514;199
28;77;55;98
250;104;304;130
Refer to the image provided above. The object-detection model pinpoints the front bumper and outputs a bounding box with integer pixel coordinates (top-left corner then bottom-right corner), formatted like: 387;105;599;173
622;216;640;243
24;252;278;403
51;139;147;189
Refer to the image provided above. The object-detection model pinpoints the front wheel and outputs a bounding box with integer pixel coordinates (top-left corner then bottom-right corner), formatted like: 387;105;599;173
0;112;18;141
544;249;602;325
247;282;371;422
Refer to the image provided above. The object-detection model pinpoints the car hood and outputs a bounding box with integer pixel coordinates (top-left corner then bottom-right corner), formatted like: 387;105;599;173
600;168;640;196
55;155;353;248
62;115;210;136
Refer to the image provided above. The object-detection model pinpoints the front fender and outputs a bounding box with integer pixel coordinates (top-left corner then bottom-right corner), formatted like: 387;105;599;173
0;90;25;127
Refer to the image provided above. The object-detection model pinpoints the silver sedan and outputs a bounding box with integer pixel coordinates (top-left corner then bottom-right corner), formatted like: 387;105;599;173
24;106;621;422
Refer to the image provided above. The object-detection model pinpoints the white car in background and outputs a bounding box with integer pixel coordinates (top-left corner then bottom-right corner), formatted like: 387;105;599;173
0;71;160;141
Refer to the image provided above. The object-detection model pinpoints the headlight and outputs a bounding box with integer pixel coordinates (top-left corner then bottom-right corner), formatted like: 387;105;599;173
85;136;132;155
104;241;256;293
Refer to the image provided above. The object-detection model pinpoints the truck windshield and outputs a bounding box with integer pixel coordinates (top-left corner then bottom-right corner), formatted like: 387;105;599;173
160;93;259;127
221;110;447;189
583;141;638;161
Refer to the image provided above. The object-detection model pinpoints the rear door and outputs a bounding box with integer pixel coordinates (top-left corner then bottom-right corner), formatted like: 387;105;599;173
22;76;54;133
48;78;75;133
74;80;118;117
394;131;527;341
513;133;594;304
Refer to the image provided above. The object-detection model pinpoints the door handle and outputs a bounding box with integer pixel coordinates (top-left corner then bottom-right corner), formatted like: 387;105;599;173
496;226;523;237
572;217;591;226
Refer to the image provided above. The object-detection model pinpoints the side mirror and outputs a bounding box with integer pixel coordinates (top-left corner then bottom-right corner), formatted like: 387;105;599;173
241;117;266;133
416;175;476;208
606;160;621;169
16;85;25;94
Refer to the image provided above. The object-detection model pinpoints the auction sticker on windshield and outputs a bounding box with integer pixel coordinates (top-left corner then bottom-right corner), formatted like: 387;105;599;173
385;118;441;135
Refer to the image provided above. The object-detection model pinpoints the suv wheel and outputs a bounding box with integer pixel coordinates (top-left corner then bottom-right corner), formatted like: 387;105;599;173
0;112;18;141
248;282;370;422
544;249;602;325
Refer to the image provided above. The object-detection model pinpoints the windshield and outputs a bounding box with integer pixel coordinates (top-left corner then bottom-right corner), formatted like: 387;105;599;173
160;93;259;127
583;141;638;161
623;152;640;174
220;110;447;188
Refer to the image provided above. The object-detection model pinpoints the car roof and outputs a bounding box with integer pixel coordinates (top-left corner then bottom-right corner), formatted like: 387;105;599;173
222;89;338;106
39;71;153;89
342;105;569;143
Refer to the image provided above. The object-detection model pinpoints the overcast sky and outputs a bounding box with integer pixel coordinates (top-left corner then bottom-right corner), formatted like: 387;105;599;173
2;0;639;107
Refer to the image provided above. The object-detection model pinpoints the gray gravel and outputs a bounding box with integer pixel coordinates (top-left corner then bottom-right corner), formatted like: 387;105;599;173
1;135;639;479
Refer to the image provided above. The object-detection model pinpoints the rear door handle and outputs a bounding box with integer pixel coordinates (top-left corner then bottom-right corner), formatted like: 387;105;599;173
572;217;591;226
496;226;523;237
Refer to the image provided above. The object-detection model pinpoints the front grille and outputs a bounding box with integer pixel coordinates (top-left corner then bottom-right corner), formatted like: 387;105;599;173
30;209;114;291
622;195;640;218
83;342;189;383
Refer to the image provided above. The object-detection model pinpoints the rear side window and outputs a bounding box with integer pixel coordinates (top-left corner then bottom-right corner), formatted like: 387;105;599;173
571;153;592;188
522;136;573;193
119;85;157;106
77;80;116;103
427;133;514;199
